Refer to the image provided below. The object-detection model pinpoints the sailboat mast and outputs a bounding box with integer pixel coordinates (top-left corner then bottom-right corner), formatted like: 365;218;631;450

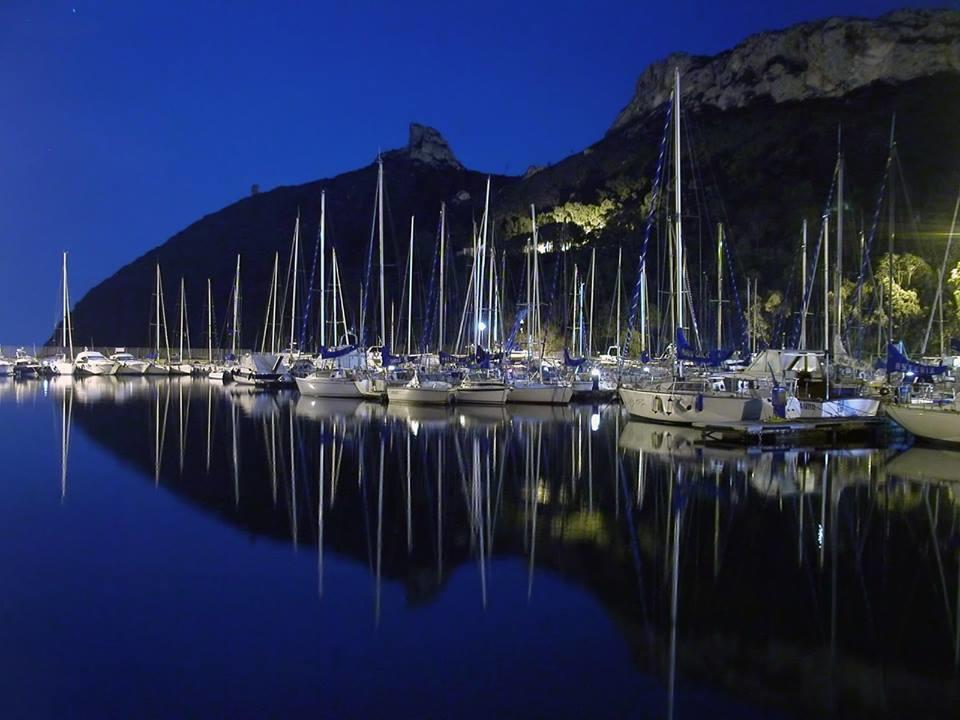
887;115;896;347
835;135;844;350
156;265;162;357
588;247;596;357
232;254;240;357
179;277;185;360
673;67;684;335
438;203;446;351
717;224;724;349
528;206;535;359
207;278;213;363
271;252;279;353
800;219;808;350
319;191;326;348
290;211;300;352
824;214;830;353
407;215;414;355
615;247;622;351
377;158;386;346
571;265;578;352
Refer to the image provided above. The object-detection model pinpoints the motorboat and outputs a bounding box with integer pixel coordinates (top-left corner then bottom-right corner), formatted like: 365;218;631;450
232;352;283;388
109;349;151;375
74;350;119;376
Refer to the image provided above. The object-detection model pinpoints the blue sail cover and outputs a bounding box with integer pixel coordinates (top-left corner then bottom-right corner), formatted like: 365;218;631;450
676;328;734;367
563;347;587;368
319;344;357;359
381;346;413;366
886;343;948;376
503;306;528;354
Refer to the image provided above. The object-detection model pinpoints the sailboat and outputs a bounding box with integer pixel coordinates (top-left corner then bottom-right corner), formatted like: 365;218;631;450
619;69;772;425
51;251;76;376
144;264;172;375
210;255;242;382
170;277;197;375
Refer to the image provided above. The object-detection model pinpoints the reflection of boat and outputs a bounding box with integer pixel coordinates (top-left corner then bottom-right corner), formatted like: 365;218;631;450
294;396;364;421
385;402;453;428
886;402;960;445
455;405;508;427
506;403;574;424
884;447;960;484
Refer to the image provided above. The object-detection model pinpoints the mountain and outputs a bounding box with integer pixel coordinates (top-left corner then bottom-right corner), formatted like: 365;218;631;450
57;8;960;352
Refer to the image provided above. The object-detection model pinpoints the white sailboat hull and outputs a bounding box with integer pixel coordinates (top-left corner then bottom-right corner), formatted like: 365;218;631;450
143;363;170;376
53;360;75;376
295;375;364;399
454;386;510;405
799;397;880;419
508;384;571;405
886;404;960;444
386;386;451;405
619;387;766;425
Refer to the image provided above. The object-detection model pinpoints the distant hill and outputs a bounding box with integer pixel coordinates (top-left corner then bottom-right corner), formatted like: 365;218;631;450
58;9;960;352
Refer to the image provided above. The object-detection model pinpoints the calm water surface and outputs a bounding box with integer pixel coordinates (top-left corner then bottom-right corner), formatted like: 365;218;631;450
1;377;959;718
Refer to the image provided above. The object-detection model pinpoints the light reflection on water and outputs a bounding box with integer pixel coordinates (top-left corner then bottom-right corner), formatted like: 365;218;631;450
2;375;960;718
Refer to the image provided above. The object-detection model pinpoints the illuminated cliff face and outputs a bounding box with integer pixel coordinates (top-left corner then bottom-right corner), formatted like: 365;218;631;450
610;9;960;130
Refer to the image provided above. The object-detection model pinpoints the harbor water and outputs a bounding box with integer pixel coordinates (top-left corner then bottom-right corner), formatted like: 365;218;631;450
1;376;958;718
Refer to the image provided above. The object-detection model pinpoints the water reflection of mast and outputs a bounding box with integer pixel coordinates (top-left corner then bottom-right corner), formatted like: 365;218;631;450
406;430;412;554
375;437;384;625
666;462;683;720
231;398;240;508
527;426;542;601
318;419;325;598
177;380;191;473
437;433;443;584
60;382;74;502
287;406;297;548
154;381;170;486
205;382;213;474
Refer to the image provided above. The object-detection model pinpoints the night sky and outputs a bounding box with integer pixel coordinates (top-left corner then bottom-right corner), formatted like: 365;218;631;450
0;0;944;343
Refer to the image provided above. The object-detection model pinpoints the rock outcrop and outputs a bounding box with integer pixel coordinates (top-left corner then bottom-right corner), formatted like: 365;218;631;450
610;9;960;130
405;123;463;169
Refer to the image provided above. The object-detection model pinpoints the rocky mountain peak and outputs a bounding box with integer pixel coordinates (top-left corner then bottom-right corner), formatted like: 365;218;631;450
406;123;463;170
610;8;960;131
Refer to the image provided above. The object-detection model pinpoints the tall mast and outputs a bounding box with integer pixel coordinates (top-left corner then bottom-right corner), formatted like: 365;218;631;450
823;214;830;353
290;211;300;352
716;224;724;349
571;264;579;352
588;247;596;357
614;247;622;351
331;248;339;346
232;254;240;357
62;251;74;359
438;203;446;351
179;277;185;361
528;206;536;359
207;278;213;363
887;115;897;347
271;252;279;353
922;183;960;355
800;219;808;350
319;191;326;348
672;67;684;336
835;130;844;352
377;158;386;346
156;264;162;357
407;215;414;355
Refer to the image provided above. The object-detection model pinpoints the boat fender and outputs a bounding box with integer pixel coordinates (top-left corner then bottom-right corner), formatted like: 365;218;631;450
654;396;663;414
695;394;704;412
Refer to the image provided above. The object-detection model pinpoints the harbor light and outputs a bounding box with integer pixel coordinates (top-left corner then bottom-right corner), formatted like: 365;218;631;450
477;320;487;332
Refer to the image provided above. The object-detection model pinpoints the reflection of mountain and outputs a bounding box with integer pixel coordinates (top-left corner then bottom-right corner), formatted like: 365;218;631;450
63;380;960;718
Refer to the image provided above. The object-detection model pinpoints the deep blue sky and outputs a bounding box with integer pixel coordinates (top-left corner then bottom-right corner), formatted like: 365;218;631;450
0;0;945;343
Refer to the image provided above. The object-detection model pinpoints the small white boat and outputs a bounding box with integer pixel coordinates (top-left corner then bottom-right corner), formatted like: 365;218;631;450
51;356;75;376
296;368;364;398
454;375;510;405
110;350;150;375
507;379;570;405
74;350;119;376
885;401;960;445
386;373;452;405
